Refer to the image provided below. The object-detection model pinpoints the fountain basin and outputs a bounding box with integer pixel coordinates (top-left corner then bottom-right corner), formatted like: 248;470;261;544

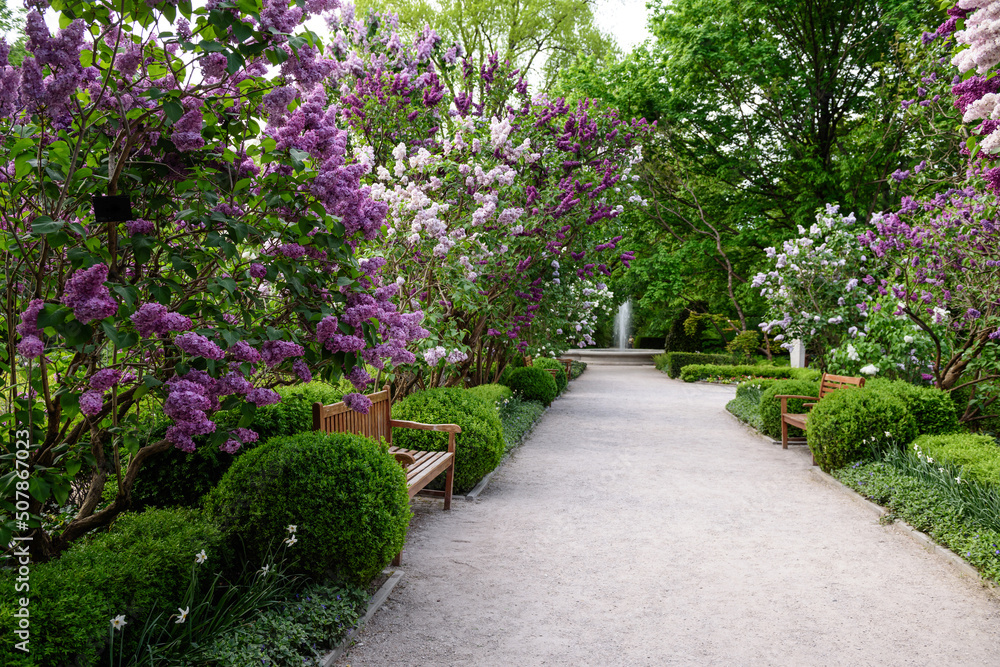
561;348;664;366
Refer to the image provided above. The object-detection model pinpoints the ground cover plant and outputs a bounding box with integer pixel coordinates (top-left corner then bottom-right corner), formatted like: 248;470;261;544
497;396;547;454
724;380;776;433
177;580;368;666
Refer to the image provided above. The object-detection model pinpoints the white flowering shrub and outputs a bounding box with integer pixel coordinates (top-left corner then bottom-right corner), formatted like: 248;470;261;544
753;204;875;357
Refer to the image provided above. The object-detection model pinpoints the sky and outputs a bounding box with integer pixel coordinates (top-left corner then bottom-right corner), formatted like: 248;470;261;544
595;0;653;52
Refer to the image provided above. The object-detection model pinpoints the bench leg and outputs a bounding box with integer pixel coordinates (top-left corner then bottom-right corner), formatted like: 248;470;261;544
443;461;454;511
392;550;402;566
781;418;789;449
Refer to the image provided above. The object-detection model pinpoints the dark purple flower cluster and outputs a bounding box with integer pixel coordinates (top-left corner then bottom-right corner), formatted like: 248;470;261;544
174;332;225;360
62;264;118;324
131;302;193;337
260;339;305;367
342;392;371;414
15;299;45;360
125;218;156;235
90;368;123;391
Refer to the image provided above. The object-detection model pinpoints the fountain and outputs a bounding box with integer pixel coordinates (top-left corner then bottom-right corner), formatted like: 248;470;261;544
613;299;632;349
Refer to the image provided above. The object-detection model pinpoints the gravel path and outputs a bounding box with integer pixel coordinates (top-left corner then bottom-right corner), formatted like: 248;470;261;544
337;365;1000;666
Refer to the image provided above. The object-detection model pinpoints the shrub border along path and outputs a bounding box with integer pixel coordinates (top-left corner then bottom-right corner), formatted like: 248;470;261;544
726;408;1000;598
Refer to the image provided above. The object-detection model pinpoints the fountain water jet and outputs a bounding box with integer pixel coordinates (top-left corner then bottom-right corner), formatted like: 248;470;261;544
613;299;633;349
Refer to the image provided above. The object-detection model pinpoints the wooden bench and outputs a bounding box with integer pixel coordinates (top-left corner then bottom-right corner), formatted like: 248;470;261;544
312;385;460;509
557;358;573;380
778;373;864;449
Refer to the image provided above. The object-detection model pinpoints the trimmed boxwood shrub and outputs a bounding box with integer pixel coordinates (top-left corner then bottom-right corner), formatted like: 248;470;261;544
659;352;735;378
532;357;568;393
759;379;820;439
681;364;822;383
915;433;1000;485
0;508;223;666
391;388;505;493
133;382;346;509
467;383;514;409
807;386;918;472
502;366;558;406
865;378;959;436
205;431;410;585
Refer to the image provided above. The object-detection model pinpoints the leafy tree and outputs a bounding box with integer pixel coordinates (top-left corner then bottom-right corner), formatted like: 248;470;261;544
350;0;618;91
561;0;944;338
0;0;27;66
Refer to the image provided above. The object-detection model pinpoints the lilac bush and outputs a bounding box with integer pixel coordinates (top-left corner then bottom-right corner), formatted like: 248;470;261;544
328;18;649;388
0;0;425;556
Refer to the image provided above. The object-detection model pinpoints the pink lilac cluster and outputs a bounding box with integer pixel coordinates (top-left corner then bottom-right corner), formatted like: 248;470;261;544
16;299;46;359
130;302;192;337
62;264;118;324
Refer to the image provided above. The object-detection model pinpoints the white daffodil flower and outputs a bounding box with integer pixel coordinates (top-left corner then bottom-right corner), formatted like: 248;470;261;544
195;549;207;564
111;615;127;631
285;535;298;547
175;607;189;624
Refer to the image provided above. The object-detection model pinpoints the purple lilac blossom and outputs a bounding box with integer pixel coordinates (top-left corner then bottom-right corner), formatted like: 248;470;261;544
62;264;118;323
130;303;192;337
79;390;104;416
343;392;371;414
174;332;225;360
90;368;122;391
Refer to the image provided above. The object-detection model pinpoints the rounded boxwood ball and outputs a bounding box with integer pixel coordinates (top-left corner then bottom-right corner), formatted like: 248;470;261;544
532;357;568;393
204;430;410;585
391;388;505;494
759;379;820;439
807;385;918;472
502;366;558;406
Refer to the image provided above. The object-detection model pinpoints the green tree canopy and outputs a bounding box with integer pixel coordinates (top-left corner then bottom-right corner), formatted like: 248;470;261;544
352;0;619;91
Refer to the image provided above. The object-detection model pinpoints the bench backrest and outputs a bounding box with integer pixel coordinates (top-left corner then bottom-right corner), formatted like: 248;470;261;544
312;384;394;444
819;373;865;399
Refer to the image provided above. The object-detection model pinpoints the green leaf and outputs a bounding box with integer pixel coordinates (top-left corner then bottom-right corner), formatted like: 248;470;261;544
27;476;51;503
164;101;184;123
64;458;82;477
37;305;71;329
60;320;94;347
143;376;163;388
31;216;65;235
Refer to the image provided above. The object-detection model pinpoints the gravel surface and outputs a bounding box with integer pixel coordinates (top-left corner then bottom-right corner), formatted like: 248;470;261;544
337;365;1000;666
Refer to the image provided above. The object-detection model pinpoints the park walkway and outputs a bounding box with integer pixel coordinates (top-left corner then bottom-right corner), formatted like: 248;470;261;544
337;365;1000;666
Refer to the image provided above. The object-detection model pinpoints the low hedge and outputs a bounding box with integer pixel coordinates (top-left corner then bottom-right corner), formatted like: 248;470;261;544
391;388;505;493
865;378;959;436
759;379;820;439
467;383;514;409
914;433;1000;485
0;508;224;666
532;357;568;393
808;386;918;472
501;366;558;406
656;351;736;378
205;430;410;585
680;364;821;383
133;382;345;509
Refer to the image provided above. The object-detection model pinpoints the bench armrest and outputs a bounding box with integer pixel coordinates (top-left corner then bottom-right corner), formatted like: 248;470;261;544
389;420;462;453
774;394;819;416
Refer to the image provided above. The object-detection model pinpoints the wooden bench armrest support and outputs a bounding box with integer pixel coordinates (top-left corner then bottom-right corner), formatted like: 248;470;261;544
772;394;819;401
393;451;416;467
389;419;461;453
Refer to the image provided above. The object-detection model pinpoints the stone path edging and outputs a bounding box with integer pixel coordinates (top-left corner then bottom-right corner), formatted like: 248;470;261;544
321;568;404;666
809;467;1000;600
